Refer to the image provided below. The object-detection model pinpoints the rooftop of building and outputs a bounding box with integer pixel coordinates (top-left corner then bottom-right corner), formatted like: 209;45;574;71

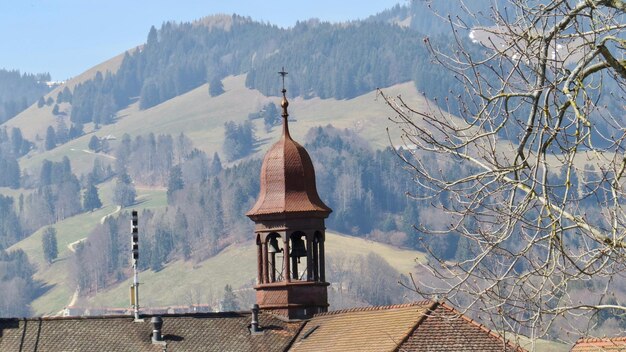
572;336;626;351
0;301;527;352
0;311;302;352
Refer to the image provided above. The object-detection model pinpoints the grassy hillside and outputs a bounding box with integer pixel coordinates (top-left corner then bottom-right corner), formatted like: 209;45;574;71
8;179;167;316
13;74;423;178
4;51;129;142
101;74;419;153
13;64;583;182
8;157;424;316
19;137;115;179
80;231;426;310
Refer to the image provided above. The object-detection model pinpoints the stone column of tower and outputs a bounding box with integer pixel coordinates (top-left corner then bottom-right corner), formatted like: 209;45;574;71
246;69;332;320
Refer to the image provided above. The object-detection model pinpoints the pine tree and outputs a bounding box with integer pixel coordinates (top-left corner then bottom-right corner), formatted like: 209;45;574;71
150;243;163;272
0;156;21;189
209;152;222;175
44;126;56;150
68;123;84;140
263;103;280;132
88;135;100;152
42;227;58;264
208;76;224;97
166;165;184;203
139;80;160;109
83;179;102;211
11;128;24;156
0;195;22;248
55;119;69;144
113;169;136;207
147;25;158;47
222;121;256;161
221;284;239;311
174;209;191;260
57;86;72;103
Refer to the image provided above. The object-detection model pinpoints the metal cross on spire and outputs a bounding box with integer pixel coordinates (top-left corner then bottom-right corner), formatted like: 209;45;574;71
278;67;288;93
278;67;290;131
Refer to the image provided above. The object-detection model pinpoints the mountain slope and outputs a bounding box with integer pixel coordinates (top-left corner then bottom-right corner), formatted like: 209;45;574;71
83;232;425;313
0;69;51;124
5;51;129;142
15;74;426;178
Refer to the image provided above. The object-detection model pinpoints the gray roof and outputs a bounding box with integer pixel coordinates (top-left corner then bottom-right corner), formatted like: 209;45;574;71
0;312;303;352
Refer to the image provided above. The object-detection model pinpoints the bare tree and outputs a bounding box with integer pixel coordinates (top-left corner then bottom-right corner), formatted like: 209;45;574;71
381;0;626;344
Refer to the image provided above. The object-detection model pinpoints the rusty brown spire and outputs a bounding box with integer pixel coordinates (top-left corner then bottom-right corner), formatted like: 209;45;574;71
278;67;290;137
246;68;332;219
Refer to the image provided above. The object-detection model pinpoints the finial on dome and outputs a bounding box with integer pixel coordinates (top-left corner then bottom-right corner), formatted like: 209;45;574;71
278;67;290;136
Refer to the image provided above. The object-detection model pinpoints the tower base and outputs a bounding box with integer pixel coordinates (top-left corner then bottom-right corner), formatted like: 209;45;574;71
255;281;329;320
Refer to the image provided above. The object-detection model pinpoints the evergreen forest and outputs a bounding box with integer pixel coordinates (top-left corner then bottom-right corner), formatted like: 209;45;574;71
61;13;465;127
0;69;51;123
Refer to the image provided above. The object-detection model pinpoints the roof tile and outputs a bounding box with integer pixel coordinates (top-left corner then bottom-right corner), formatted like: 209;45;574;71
290;302;434;352
572;337;626;351
401;303;525;351
0;312;302;352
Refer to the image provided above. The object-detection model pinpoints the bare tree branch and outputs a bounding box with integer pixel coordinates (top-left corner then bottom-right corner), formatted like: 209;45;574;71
384;0;626;345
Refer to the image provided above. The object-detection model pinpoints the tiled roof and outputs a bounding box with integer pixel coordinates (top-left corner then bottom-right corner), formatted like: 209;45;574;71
572;337;626;351
289;301;434;352
401;303;525;351
289;301;526;352
0;312;303;352
0;302;529;351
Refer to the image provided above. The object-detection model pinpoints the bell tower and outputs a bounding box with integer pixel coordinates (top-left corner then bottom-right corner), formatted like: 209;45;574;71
246;69;332;320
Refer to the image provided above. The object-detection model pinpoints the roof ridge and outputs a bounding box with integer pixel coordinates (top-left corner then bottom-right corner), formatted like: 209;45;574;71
2;311;252;321
576;336;626;343
392;301;440;352
313;300;434;317
437;303;526;352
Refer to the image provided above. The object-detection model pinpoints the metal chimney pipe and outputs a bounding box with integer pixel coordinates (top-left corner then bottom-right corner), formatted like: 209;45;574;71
151;316;163;343
251;304;260;333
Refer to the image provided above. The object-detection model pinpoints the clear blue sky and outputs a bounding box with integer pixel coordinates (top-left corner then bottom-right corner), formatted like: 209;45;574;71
0;0;403;81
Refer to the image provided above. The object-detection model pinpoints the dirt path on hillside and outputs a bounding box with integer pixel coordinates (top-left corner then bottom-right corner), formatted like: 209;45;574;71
54;285;80;317
67;238;86;253
67;288;79;307
101;205;121;224
55;241;84;316
56;225;97;316
53;204;121;317
135;185;167;191
69;148;117;160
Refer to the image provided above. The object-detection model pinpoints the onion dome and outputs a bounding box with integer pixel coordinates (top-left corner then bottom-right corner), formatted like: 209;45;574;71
246;71;331;220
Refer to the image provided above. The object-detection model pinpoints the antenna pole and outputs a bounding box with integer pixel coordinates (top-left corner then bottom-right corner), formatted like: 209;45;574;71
131;210;140;321
133;263;139;320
